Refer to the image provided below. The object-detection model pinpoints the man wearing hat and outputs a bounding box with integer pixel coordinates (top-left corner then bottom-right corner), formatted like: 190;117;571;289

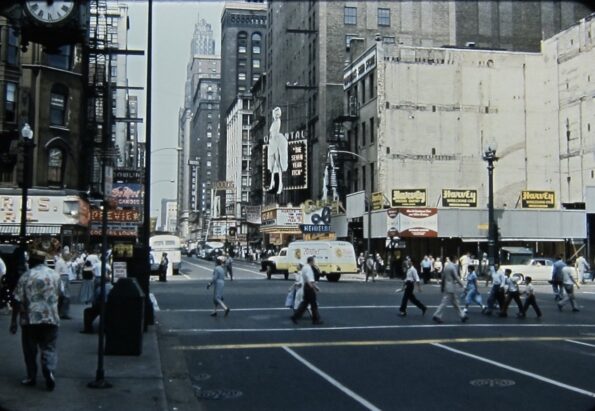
9;238;62;391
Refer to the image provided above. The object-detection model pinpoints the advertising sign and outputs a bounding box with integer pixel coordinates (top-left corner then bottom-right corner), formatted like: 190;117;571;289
391;189;426;207
263;130;308;191
0;195;87;226
112;183;142;207
521;191;556;209
90;223;138;237
371;192;384;210
114;168;142;183
112;261;127;280
245;205;262;225
276;208;302;226
386;208;438;238
90;209;141;223
442;189;477;208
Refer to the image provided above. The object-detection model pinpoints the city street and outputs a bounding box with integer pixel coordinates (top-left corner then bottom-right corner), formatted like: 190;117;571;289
153;257;595;411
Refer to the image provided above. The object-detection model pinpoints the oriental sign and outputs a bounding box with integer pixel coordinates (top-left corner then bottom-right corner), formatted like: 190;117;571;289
391;189;426;207
521;191;556;209
442;189;477;208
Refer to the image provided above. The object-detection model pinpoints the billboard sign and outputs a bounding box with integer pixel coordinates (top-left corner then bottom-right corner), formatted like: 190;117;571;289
521;191;556;209
391;189;426;207
442;189;477;208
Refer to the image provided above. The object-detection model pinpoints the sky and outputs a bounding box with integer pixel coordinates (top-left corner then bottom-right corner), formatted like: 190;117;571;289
124;1;223;222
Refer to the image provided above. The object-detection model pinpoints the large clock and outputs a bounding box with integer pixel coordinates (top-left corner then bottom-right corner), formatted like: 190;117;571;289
25;0;76;25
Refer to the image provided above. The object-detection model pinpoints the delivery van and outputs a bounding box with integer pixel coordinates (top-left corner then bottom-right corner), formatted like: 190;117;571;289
260;240;357;282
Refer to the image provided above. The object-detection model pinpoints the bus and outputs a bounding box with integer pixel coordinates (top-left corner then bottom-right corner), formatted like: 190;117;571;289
149;234;182;275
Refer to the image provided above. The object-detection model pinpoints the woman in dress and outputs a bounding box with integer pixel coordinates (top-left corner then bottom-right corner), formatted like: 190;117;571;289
267;107;288;194
207;257;230;317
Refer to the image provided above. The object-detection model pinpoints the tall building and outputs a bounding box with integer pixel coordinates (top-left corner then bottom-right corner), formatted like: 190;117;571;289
226;96;253;214
261;1;594;207
159;198;177;233
178;13;220;240
219;2;266;187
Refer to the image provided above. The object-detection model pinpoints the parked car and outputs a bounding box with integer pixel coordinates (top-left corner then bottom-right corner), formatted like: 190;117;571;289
499;257;557;282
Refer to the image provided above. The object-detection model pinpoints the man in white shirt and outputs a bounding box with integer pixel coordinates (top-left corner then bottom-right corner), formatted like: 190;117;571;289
290;256;322;325
483;266;506;315
399;260;427;317
433;257;467;323
558;265;580;312
575;254;590;285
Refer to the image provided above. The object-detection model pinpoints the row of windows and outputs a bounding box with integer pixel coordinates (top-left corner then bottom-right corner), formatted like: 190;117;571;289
351;117;375;149
4;82;68;127
344;6;391;27
350;163;375;193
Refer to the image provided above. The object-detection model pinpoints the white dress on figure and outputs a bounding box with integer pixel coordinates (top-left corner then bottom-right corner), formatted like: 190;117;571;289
267;107;288;194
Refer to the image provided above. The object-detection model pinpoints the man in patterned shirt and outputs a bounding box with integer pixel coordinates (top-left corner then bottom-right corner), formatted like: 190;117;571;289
9;238;62;391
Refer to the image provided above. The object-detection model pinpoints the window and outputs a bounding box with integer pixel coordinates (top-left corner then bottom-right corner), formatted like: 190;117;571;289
238;31;247;53
238;59;247;68
383;36;396;44
369;72;375;99
253;73;260;82
378;8;390;26
252;59;261;69
361;165;366;191
354;168;359;192
47;148;64;185
6;29;20;66
370;162;375;191
361;121;366;146
207;161;212;168
344;7;357;25
207;123;213;130
50;85;68;126
207;132;212;138
4;82;17;123
370;118;375;143
361;79;366;104
207;142;212;148
47;45;73;70
207;152;212;157
253;45;261;54
238;72;246;81
252;32;262;54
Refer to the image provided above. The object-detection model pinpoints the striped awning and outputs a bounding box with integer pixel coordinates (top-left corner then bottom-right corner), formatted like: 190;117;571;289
0;224;61;236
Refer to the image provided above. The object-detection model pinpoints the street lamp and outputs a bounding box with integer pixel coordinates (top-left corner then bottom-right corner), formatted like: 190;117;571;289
19;123;34;274
328;149;372;259
483;142;499;269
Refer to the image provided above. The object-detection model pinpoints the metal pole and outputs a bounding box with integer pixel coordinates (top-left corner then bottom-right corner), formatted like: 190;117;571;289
141;0;155;326
19;134;33;276
367;195;371;258
487;157;496;268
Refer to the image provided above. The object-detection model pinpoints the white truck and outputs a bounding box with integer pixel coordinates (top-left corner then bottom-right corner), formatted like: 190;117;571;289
260;240;358;282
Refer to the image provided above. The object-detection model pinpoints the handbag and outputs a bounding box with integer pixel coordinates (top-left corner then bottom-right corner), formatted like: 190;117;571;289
285;288;296;308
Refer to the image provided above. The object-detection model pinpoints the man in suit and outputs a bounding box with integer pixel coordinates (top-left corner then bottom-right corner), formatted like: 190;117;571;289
433;256;468;324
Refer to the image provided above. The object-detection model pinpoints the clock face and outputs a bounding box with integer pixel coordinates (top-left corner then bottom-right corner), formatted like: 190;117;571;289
25;1;76;24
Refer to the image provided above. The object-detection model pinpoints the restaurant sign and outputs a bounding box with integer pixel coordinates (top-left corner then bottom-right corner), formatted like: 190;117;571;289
442;189;477;208
521;191;556;209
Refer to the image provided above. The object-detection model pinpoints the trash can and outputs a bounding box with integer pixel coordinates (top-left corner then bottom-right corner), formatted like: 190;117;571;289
105;277;145;356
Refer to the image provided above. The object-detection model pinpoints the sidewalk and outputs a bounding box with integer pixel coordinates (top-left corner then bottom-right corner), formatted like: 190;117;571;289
0;289;167;411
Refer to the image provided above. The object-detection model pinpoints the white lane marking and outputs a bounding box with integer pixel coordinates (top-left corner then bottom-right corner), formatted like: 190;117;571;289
167;323;595;334
565;339;595;349
433;343;595;398
149;293;160;312
283;346;382;411
162;305;401;312
182;260;267;277
183;274;191;280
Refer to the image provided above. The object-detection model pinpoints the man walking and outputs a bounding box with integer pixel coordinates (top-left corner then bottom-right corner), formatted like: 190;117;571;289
558;264;580;312
224;253;234;281
551;255;566;301
433;256;468;323
365;253;376;283
399;260;427;317
158;252;169;282
483;266;505;315
500;269;525;318
420;255;432;284
575;254;590;285
9;239;62;391
291;256;323;325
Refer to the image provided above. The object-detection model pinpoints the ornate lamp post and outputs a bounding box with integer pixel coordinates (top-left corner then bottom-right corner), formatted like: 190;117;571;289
483;142;499;269
19;123;34;272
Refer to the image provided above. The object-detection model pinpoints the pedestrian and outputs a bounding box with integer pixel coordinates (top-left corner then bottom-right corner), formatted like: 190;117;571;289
9;239;62;391
375;253;384;278
499;269;525;318
420;255;432;284
79;259;95;304
463;265;485;313
459;251;471;280
522;276;542;318
357;253;365;275
575;254;590;285
399;260;427;317
433;257;443;278
433;256;468;323
158;252;169;282
207;257;230;317
224;253;234;281
81;281;113;334
558;264;580;312
55;246;73;320
365;253;376;282
551;255;566;301
291;256;323;325
286;263;304;312
483;266;505;315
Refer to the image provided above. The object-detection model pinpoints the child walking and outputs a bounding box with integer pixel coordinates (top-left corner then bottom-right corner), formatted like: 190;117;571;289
522;276;542;318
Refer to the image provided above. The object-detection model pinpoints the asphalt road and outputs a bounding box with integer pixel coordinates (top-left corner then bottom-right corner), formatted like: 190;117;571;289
152;257;595;411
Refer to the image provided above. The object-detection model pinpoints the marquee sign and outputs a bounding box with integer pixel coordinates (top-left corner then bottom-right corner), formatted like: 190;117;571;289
263;129;308;192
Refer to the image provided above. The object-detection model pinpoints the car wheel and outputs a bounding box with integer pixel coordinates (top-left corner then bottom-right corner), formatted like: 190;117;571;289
326;273;340;282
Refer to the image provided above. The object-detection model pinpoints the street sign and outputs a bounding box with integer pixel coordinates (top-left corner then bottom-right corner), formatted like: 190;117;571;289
300;224;331;233
371;192;384;210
